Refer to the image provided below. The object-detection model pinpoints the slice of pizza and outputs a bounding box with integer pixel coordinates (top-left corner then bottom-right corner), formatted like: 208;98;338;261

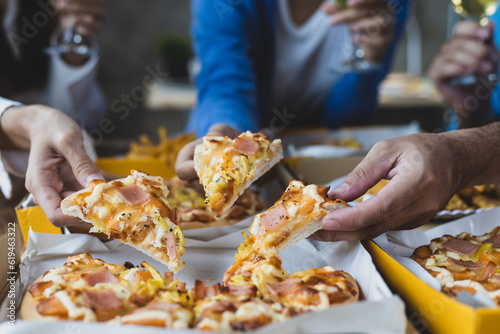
61;170;185;272
223;180;348;285
194;131;283;217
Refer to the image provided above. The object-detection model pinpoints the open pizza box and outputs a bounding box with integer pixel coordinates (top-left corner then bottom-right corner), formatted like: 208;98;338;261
364;207;500;334
0;213;407;333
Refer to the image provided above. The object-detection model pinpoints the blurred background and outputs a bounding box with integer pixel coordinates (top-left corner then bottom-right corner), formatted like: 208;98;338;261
94;0;458;152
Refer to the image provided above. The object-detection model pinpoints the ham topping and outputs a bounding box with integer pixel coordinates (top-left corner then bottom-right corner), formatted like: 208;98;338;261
266;278;303;298
193;280;206;301
258;203;289;234
479;261;497;281
116;185;151;206
443;238;480;256
206;283;222;297
165;232;178;260
82;289;122;313
228;284;257;297
81;268;119;287
448;257;487;270
485;234;500;248
37;296;68;316
234;137;259;156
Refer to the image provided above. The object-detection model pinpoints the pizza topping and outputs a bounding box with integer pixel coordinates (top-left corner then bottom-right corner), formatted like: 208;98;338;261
194;280;207;301
206;283;222;297
234;137;259;156
266;278;303;298
443;238;480;256
116;184;152;206
479;261;497;281
165;232;179;261
29;281;55;300
258;203;288;234
485;234;500;248
143;301;181;312
447;257;486;270
81;268;119;287
227;284;257;297
82;289;122;314
37;295;69;317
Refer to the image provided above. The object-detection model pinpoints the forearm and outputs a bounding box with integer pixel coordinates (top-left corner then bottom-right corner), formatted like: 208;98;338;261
0;106;33;150
442;122;500;189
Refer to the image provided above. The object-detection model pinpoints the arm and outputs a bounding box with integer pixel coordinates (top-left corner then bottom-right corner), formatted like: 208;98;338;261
0;105;104;225
321;0;410;126
313;122;500;241
187;0;261;137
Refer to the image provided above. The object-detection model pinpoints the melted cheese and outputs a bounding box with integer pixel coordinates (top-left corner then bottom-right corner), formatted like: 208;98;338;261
54;290;96;321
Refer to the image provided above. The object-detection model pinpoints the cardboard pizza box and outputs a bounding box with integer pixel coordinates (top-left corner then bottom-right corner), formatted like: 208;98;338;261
95;157;176;180
364;208;500;334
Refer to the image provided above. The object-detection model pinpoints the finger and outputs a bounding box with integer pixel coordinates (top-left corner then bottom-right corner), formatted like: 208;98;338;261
329;141;396;201
330;7;373;25
63;140;103;188
187;179;205;198
49;208;89;227
75;17;103;35
321;2;342;15
454;21;491;41
429;61;468;82
207;123;241;138
175;139;200;181
59;4;106;17
348;0;387;6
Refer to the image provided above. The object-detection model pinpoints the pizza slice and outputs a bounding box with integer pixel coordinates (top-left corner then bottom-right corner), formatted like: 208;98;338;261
223;180;349;285
61;170;185;272
194;131;283;217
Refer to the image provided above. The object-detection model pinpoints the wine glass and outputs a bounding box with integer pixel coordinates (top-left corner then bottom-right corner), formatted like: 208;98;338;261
448;0;498;85
44;14;98;59
331;0;383;73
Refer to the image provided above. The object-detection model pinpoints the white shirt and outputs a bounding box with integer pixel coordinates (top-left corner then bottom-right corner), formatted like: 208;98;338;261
272;0;351;117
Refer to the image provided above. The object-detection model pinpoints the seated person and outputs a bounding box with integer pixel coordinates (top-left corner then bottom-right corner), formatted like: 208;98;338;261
0;0;107;131
428;20;499;129
187;0;411;138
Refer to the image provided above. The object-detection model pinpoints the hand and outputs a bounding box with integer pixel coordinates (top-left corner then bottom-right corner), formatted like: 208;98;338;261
1;105;104;226
175;124;240;194
428;21;498;128
311;133;461;241
322;0;395;63
52;0;106;36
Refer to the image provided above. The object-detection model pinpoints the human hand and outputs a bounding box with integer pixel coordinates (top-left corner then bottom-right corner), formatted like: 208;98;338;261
311;133;461;241
428;21;498;128
322;0;395;63
175;124;240;194
52;0;106;36
2;105;104;226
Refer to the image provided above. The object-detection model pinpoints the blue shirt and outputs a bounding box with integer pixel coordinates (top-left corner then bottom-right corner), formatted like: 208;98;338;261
188;0;411;137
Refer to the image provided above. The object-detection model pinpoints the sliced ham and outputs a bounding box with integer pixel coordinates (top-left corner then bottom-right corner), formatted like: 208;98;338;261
143;301;181;312
81;268;119;287
178;282;186;292
116;184;151;206
164;271;174;282
165;232;178;260
259;203;289;234
485;234;500;248
443;238;480;256
193;280;206;301
82;289;122;313
266;278;303;298
227;284;257;297
206;283;222;297
448;257;487;270
37;296;68;316
479;261;497;281
131;293;153;306
234;137;259;155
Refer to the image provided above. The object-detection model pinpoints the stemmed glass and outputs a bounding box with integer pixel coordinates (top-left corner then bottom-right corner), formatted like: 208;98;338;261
44;14;98;59
331;0;383;73
448;0;498;85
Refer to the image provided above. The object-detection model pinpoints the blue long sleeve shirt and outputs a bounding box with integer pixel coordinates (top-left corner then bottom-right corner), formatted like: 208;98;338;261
188;0;411;137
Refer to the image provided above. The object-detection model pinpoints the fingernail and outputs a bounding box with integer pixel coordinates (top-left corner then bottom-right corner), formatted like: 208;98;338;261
323;219;340;230
331;183;348;196
85;174;103;185
477;27;489;39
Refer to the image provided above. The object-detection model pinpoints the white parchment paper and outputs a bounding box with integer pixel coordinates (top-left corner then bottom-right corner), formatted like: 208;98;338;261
1;220;406;333
374;207;500;307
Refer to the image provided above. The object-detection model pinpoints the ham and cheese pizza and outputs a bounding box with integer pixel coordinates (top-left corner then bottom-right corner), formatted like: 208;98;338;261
411;226;500;304
20;253;192;327
194;131;283;217
224;180;349;284
61;170;185;272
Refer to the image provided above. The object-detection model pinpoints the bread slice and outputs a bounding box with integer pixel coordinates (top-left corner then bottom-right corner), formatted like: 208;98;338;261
194;131;283;217
61;170;185;273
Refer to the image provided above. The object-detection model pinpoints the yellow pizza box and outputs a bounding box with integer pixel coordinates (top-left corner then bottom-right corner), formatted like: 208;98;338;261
364;236;500;334
95;157;176;180
15;206;62;244
0;221;24;306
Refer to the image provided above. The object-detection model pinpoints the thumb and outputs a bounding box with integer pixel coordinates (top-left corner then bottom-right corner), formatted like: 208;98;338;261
64;141;104;188
330;142;395;201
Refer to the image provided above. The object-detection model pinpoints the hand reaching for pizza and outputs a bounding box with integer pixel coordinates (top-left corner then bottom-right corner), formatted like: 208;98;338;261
1;105;104;226
321;0;396;63
311;133;464;241
175;123;240;195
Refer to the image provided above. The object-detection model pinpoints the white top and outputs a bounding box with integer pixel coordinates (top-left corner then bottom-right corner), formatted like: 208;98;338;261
272;0;351;117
